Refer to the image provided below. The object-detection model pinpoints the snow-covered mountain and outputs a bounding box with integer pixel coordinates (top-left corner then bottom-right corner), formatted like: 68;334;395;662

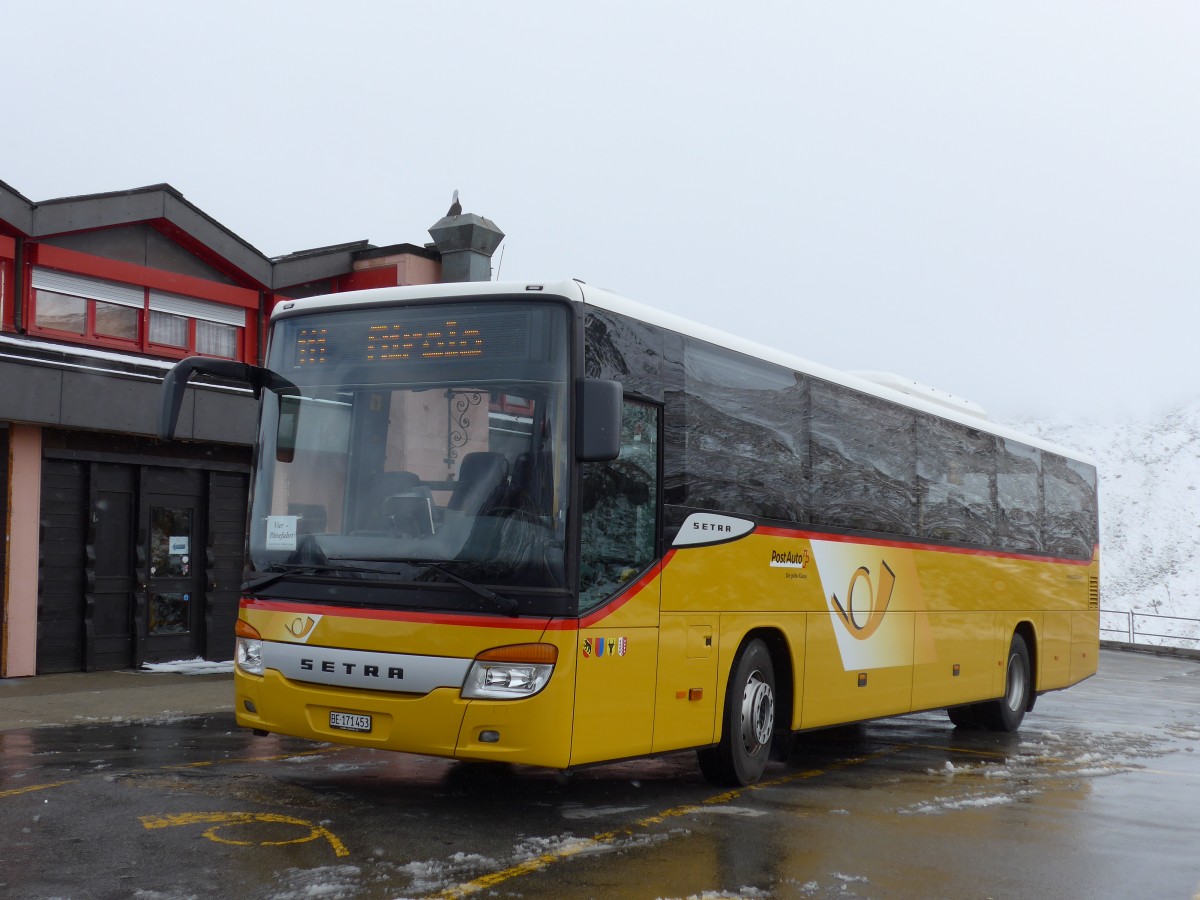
1009;402;1200;649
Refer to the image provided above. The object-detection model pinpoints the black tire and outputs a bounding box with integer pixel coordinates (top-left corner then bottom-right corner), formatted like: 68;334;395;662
982;633;1032;732
947;704;982;729
697;638;776;786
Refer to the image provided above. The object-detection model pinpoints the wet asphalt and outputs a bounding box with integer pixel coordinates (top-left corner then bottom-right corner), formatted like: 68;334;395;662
1;649;1198;900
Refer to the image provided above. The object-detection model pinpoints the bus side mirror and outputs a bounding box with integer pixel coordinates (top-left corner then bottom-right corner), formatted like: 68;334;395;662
576;378;622;462
159;357;295;441
159;357;259;440
276;395;300;463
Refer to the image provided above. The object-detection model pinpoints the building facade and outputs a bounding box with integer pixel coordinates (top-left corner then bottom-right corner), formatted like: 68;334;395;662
0;181;491;676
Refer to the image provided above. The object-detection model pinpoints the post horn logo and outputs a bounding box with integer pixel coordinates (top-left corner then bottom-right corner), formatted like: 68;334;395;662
285;616;317;640
831;560;895;641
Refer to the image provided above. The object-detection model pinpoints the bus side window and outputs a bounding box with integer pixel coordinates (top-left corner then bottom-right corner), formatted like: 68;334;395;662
578;401;660;612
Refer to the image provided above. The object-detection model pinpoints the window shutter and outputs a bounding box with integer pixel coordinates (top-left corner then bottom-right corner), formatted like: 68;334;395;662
32;268;144;308
149;290;246;327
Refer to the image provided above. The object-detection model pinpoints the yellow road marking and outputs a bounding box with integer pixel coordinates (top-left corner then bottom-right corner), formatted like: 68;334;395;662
895;742;1018;760
434;748;900;899
0;780;76;798
162;748;337;769
1136;767;1200;779
140;811;349;857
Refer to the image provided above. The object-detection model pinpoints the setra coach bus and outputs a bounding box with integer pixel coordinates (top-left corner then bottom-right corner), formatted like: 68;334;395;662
159;279;1099;786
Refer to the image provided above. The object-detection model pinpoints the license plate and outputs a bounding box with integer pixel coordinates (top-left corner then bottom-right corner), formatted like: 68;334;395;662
329;711;372;733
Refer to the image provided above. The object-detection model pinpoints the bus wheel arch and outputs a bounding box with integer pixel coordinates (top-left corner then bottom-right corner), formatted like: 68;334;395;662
950;628;1036;734
948;625;1035;731
698;629;792;786
759;628;798;760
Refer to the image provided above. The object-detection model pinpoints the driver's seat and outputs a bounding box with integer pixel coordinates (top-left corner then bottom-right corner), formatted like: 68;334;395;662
447;452;508;516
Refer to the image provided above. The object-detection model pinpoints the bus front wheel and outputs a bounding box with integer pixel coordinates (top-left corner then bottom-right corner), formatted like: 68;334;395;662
698;638;776;786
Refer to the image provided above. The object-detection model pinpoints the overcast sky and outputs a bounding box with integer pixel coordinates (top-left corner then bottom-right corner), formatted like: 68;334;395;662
3;2;1197;420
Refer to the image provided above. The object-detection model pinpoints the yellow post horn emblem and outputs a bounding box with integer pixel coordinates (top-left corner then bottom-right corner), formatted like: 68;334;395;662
285;616;317;639
832;560;895;641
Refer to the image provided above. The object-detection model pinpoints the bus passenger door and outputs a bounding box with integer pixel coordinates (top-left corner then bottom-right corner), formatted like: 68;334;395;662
571;400;662;767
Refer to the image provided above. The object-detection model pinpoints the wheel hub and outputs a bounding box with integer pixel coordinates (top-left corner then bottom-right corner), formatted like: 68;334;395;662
740;671;775;754
1005;654;1027;712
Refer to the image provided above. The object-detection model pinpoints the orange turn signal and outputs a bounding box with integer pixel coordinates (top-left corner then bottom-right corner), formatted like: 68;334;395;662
475;643;558;665
236;619;262;640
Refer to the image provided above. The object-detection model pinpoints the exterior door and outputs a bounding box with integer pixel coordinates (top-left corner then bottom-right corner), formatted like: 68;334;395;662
572;400;662;765
139;468;205;663
87;463;136;670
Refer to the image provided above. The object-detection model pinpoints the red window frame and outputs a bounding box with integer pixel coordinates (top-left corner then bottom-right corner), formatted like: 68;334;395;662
145;312;244;361
30;289;144;352
0;236;15;333
24;245;256;363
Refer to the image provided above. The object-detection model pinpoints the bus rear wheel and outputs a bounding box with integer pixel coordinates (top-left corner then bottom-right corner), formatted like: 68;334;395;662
947;633;1031;732
985;633;1032;731
698;638;775;786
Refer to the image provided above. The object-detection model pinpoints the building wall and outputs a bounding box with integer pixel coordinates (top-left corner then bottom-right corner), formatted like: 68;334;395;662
0;181;460;676
0;231;260;675
43;225;241;286
5;425;41;676
0;424;7;662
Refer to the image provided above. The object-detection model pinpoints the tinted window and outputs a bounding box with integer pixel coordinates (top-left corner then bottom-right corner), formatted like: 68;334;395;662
1043;452;1098;559
997;438;1042;553
810;380;916;534
648;324;1097;559
579;401;659;611
584;309;664;401
917;414;997;544
682;340;807;521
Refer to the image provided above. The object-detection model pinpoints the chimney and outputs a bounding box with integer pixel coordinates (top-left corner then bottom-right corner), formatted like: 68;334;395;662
428;200;505;283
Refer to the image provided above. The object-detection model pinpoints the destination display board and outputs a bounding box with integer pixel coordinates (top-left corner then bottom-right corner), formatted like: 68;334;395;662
279;303;555;371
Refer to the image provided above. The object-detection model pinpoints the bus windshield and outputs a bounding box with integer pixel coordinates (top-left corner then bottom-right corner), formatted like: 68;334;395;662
247;301;571;599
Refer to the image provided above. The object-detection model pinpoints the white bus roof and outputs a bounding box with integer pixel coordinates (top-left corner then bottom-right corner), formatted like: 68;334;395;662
271;279;1094;466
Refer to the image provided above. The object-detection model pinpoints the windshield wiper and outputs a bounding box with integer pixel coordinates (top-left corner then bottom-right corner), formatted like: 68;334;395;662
320;556;519;617
241;563;392;593
411;561;519;617
245;559;519;617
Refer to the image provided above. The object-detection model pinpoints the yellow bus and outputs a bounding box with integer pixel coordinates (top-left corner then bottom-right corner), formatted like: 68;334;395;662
160;279;1099;786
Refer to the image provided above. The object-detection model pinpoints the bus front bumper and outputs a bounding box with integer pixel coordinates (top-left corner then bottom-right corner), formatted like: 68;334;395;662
234;669;573;768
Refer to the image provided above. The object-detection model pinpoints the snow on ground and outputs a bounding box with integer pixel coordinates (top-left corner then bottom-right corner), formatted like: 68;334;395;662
139;658;234;676
1008;399;1200;648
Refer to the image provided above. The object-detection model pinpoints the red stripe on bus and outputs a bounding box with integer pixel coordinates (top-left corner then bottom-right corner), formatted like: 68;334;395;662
240;598;553;630
241;551;684;633
568;550;677;629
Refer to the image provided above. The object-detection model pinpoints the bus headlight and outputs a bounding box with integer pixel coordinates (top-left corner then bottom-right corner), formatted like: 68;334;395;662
235;620;264;676
462;643;557;700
